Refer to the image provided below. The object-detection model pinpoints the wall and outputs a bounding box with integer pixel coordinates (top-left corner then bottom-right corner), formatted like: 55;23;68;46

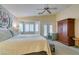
0;5;16;42
17;15;56;35
56;5;79;38
0;5;16;28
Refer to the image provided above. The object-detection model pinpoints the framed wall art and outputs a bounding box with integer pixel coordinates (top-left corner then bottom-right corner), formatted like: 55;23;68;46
0;8;11;28
0;8;3;27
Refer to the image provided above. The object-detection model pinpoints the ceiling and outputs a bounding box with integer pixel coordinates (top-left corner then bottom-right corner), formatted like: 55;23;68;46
2;4;71;17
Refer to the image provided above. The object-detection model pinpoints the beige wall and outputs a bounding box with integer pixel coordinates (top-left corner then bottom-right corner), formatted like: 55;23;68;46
17;15;56;35
56;5;79;38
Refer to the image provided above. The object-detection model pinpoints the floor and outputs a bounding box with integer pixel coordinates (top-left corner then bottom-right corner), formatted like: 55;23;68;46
48;40;79;55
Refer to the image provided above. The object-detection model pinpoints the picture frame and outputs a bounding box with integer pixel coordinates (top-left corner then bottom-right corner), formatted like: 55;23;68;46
0;8;11;28
0;8;3;27
2;11;9;28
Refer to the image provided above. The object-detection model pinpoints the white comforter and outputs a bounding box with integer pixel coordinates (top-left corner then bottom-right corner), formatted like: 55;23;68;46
0;34;51;55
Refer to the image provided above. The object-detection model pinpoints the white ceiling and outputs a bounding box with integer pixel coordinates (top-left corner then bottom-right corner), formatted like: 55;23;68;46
2;4;71;17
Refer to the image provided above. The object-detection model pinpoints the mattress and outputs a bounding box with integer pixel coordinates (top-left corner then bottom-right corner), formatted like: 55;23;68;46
0;34;51;55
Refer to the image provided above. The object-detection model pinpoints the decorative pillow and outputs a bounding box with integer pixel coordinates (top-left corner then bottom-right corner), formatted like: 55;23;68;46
0;28;12;42
9;28;19;37
9;30;14;37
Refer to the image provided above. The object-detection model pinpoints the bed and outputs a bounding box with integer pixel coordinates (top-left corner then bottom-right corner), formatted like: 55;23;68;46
0;34;51;55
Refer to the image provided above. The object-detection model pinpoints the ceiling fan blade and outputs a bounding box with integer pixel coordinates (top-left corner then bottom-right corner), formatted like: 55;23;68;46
37;9;45;10
46;9;51;14
38;10;46;14
49;7;57;10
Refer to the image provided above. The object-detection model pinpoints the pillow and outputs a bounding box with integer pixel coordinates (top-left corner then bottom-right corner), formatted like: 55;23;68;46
0;28;12;42
9;28;19;37
9;30;14;37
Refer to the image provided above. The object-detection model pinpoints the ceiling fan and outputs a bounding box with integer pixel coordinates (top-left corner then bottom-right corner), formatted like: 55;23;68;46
37;5;57;14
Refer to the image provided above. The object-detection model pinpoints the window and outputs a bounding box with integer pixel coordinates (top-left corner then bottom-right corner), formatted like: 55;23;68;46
49;25;53;35
24;23;34;32
44;25;48;36
19;22;39;33
35;23;39;32
25;24;29;32
44;24;53;36
19;23;23;32
29;24;34;32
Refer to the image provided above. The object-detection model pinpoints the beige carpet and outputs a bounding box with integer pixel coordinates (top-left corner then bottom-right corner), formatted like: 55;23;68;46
48;40;79;55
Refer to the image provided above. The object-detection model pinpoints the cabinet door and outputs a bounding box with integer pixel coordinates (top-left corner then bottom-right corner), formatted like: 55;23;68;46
58;21;64;41
68;19;75;37
68;19;75;45
58;20;68;44
62;20;68;38
62;20;68;44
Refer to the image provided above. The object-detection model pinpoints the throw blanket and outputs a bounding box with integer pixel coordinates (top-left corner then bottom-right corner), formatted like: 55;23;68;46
0;34;51;55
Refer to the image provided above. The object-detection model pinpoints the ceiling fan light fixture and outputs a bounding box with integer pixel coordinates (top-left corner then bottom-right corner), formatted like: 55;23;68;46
37;7;57;15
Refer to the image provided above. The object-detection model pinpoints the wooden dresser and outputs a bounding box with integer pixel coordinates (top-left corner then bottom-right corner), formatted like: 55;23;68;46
58;18;75;46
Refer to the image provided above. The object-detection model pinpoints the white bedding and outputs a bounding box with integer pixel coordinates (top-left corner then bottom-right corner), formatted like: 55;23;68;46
0;34;51;55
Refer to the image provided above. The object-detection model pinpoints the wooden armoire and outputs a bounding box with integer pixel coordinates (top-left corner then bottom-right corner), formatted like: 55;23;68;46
58;18;75;46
